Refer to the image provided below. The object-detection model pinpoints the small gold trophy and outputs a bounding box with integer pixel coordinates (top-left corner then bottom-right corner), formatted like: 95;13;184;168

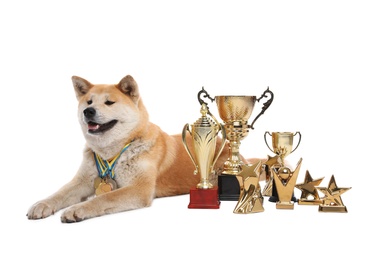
272;158;303;209
317;175;351;213
264;131;301;165
182;88;226;209
263;131;301;202
215;87;274;200
233;161;264;214
295;170;324;205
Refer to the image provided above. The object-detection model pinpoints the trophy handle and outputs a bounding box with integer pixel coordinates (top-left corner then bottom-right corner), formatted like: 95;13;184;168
264;131;274;153
291;131;302;153
211;123;227;173
250;87;274;130
182;123;199;174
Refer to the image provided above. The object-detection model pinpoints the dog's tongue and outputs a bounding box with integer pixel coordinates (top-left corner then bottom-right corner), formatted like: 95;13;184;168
88;123;100;131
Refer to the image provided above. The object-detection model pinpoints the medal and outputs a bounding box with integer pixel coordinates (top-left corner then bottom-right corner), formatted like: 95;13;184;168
94;176;118;196
95;181;112;196
93;141;132;196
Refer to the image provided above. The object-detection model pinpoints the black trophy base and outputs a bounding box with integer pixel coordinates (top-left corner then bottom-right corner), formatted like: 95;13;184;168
218;174;240;201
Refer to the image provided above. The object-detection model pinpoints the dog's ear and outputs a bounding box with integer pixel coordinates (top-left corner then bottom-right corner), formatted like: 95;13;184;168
72;76;93;100
117;75;140;103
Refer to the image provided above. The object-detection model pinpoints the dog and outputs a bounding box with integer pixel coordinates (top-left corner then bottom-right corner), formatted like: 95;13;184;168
27;75;259;223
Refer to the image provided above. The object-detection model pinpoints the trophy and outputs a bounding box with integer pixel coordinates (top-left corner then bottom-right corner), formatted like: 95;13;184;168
263;131;301;202
233;161;264;214
182;88;226;209
273;158;302;209
295;170;325;205
317;175;351;213
215;87;274;201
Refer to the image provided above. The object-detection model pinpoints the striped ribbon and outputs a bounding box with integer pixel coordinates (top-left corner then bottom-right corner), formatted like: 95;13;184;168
94;142;132;178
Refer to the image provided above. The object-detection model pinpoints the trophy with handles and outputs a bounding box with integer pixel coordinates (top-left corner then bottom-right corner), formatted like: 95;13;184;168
263;131;301;202
182;88;226;209
215;87;274;200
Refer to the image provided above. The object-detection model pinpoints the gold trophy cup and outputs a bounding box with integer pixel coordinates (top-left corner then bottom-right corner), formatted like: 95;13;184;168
264;131;301;165
215;87;274;200
182;88;226;209
263;131;301;202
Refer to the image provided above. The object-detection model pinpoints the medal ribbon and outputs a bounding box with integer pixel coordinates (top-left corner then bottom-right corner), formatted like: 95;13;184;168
94;142;132;178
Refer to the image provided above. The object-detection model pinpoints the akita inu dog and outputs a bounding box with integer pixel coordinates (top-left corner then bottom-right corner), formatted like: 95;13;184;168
27;75;256;223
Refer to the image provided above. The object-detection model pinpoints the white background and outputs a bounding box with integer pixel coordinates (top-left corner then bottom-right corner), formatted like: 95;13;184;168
0;0;374;259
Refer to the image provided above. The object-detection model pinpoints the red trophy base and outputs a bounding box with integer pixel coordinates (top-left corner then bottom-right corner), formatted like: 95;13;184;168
188;186;220;209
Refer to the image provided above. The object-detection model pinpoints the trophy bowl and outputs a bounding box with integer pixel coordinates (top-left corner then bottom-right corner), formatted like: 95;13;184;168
216;96;256;124
264;131;301;163
216;88;273;175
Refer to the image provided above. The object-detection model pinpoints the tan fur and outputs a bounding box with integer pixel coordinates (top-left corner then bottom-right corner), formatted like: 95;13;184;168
27;75;256;223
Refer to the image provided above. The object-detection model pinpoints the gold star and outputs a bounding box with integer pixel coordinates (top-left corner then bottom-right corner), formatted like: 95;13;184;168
316;175;351;207
237;161;262;188
295;170;324;201
234;161;263;214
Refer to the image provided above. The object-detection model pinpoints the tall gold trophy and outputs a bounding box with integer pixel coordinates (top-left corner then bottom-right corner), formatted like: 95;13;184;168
215;87;274;200
263;131;301;202
182;88;226;209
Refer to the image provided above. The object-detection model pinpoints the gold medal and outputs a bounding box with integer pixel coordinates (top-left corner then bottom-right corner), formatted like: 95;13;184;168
95;182;111;196
95;176;117;196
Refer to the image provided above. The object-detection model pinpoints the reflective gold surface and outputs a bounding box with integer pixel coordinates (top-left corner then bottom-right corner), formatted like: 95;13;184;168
317;175;351;213
182;103;226;189
216;96;256;123
261;155;282;197
273;158;302;209
263;132;301;200
264;131;301;163
295;170;324;205
215;88;273;175
215;96;254;175
233;161;264;214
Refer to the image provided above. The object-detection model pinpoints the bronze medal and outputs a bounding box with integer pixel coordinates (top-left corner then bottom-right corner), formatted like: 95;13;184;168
107;178;117;190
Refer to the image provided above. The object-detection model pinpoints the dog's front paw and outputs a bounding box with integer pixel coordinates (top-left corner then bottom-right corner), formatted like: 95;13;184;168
27;200;57;220
60;204;93;223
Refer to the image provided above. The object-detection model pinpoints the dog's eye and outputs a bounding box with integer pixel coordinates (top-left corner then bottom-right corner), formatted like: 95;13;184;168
87;100;93;105
105;100;115;105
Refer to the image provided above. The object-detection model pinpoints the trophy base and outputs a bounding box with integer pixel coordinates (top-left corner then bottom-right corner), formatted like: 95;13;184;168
218;174;240;201
319;205;348;213
276;201;294;209
188;186;220;209
298;199;323;205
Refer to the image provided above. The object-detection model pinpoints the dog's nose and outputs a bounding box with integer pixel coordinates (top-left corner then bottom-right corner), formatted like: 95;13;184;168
83;107;96;119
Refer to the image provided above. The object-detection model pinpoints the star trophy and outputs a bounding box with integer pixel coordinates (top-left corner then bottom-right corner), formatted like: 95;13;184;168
263;131;301;203
182;88;226;209
215;87;274;200
295;170;325;205
233;161;264;214
316;175;351;213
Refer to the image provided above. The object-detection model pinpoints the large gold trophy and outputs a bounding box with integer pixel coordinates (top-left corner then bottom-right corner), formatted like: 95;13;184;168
215;87;274;200
182;88;226;209
263;131;301;203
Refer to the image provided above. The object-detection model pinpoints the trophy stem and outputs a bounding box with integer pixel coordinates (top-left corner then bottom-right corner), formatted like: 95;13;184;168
197;178;213;189
222;140;243;175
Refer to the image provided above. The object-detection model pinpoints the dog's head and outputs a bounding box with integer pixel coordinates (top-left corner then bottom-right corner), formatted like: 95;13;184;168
72;75;148;149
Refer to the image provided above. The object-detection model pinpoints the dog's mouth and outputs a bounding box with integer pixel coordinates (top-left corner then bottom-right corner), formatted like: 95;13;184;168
87;120;118;134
